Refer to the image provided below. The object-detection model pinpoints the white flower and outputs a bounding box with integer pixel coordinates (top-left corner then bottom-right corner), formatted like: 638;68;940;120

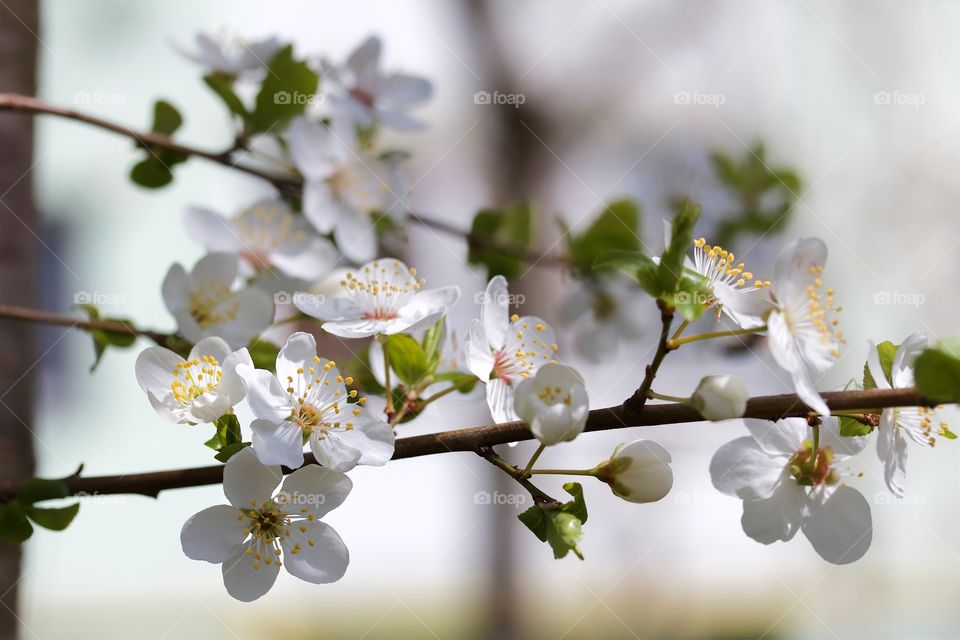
684;236;772;329
765;237;841;416
180;448;351;602
464;276;559;423
287;117;406;263
710;417;872;564
597;440;674;503
135;337;251;424
514;364;589;445
294;258;460;339
690;375;749;421
176;32;281;78
162;253;275;349
867;331;948;497
558;278;646;361
237;332;395;471
321;35;432;131
185;200;338;281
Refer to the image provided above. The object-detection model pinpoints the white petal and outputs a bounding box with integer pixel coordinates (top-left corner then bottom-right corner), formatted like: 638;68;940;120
134;346;183;396
180;504;247;563
610;440;674;503
892;331;927;389
222;543;280;602
481;276;510;349
865;340;893;390
773;237;828;301
744;418;807;456
710;437;786;500
251;419;305;469
271;235;338;282
321;318;395;339
376;73;431;105
295;295;362;322
768;311;829;416
346;35;381;87
215;287;275;349
392;286;461;334
818;416;869;457
237;364;293;424
288;118;338;182
280;520;349;584
802;486;872;564
740;477;806;544
192;252;240;285
464;319;494;381
222;447;282;509
331;412;395;466
276;332;318;383
280;463;352;519
161;263;191;314
334;211;378;264
309;432;362;472
486;378;519;423
184;206;242;253
877;410;908;497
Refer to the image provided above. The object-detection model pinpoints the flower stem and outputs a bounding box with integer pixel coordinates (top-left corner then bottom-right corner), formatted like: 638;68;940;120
647;390;689;403
669;318;690;342
421;377;475;405
809;422;821;470
521;443;546;479
381;337;396;418
529;468;597;477
667;326;765;349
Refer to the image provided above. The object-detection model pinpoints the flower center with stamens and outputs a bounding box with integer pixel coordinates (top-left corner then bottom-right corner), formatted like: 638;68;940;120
788;443;840;486
240;495;322;571
188;282;240;327
490;315;559;382
234;204;306;269
340;261;424;322
537;384;571;406
349;87;376;109
170;356;223;404
692;238;771;299
801;265;843;357
284;357;358;439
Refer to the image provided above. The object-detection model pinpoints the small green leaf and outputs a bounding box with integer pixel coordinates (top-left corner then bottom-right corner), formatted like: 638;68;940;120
567;199;641;275
546;512;583;560
77;305;138;371
130;158;174;188
517;483;588;560
863;341;899;390
467;203;533;280
247;340;280;372
915;340;960;403
25;503;79;531
214;442;249;463
431;371;478;394
517;504;549;542
420;317;445;370
838;416;873;437
205;414;243;453
594;250;660;298
203;73;248;119
384;334;430;387
560;482;588;524
17;478;69;505
657;199;701;295
0;502;32;543
251;45;319;133
152;99;183;136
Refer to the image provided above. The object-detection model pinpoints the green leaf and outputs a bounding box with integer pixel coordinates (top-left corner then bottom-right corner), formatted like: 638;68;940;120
657;199;701;295
214;442;249;463
517;504;549;542
0;502;32;543
251;45;319;133
467;203;532;280
546;512;583;559
517;483;588;560
203;73;248;119
16;478;69;505
594;250;661;297
130;158;174;188
384;334;431;387
560;482;588;524
838;416;873;437
420;317;445;370
568;199;641;274
247;340;280;372
151;99;183;136
863;341;899;390
431;371;478;394
25;503;79;531
915;340;960;403
205;414;243;453
77;304;138;371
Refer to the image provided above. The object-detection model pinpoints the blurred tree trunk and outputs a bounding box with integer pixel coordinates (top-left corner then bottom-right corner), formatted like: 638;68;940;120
0;0;39;638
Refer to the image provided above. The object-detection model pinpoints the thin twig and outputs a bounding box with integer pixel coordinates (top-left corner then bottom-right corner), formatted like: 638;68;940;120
0;303;169;344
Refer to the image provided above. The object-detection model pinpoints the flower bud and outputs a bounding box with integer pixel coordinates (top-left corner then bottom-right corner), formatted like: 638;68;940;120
514;364;589;445
690;375;748;421
595;440;673;503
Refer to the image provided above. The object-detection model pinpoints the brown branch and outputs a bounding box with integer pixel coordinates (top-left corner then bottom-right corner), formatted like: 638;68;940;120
0;386;928;501
0;303;169;344
624;300;674;411
0;93;568;270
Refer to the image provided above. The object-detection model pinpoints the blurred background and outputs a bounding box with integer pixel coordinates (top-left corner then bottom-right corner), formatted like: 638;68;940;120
0;0;958;638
